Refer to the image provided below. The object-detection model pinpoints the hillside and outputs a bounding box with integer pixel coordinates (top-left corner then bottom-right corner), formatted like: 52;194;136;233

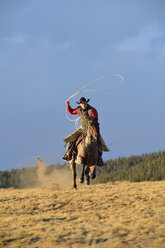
94;150;165;183
0;151;165;189
0;181;165;248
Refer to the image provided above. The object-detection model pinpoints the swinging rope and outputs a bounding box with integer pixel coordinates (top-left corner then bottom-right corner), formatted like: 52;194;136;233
65;73;124;127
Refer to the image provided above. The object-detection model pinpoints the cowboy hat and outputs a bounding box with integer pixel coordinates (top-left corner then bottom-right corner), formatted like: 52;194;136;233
76;97;90;104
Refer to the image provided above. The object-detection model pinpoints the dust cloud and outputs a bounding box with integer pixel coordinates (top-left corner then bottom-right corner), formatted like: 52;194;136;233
36;157;72;190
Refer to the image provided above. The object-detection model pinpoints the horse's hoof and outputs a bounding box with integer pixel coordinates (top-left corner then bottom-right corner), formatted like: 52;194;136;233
72;185;77;189
86;180;90;185
79;178;84;184
91;173;96;179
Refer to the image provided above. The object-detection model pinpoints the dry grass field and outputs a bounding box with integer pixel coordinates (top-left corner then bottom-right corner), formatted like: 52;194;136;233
0;179;165;248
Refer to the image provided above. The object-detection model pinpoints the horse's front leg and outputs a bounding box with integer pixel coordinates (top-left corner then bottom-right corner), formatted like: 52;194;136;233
70;160;77;189
85;166;90;185
79;163;85;184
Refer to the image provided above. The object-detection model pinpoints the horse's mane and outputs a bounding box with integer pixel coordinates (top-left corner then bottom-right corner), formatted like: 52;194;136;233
75;130;87;147
75;118;99;144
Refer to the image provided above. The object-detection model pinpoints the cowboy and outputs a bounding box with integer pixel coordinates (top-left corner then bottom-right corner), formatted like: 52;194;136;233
62;97;109;166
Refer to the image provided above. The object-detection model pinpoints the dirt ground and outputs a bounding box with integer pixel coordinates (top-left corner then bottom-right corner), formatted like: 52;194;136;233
0;181;165;248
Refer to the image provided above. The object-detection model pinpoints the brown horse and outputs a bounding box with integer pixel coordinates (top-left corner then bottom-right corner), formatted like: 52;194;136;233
70;117;100;189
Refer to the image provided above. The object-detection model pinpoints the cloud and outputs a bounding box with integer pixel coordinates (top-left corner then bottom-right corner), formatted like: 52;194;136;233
1;0;165;59
114;24;165;58
4;33;32;45
2;32;74;53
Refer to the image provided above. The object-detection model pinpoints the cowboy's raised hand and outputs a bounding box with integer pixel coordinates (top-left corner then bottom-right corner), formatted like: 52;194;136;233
65;100;70;106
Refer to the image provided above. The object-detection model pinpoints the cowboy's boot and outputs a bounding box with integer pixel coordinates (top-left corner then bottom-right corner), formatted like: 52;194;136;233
62;142;74;161
97;150;104;167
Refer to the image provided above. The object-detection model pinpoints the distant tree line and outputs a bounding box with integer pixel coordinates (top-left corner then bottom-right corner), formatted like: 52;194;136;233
93;150;165;184
0;167;38;189
0;151;165;188
0;163;65;189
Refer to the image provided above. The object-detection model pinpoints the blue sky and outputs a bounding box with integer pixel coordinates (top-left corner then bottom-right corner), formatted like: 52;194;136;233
0;0;165;170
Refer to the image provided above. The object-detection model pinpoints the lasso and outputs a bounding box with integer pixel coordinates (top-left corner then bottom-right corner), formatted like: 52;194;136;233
65;73;124;128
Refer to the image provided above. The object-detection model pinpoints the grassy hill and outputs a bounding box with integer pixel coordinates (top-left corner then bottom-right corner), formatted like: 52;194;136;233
0;181;165;248
94;150;165;184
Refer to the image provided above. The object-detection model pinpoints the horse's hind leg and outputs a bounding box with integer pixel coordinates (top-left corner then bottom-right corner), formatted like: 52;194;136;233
90;165;96;180
70;160;77;189
85;167;90;185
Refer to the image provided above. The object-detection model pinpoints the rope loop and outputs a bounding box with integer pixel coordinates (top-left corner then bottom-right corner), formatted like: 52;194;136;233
65;73;124;128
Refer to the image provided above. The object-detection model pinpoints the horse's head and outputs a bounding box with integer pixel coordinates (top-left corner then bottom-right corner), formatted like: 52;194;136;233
86;117;100;141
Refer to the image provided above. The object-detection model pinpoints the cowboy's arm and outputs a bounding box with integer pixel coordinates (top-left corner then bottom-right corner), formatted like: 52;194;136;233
84;108;98;121
66;101;79;115
91;108;98;119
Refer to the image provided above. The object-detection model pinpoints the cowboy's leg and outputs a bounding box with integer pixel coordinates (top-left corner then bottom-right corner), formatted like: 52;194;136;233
97;133;109;166
99;134;109;152
97;133;104;167
62;127;83;161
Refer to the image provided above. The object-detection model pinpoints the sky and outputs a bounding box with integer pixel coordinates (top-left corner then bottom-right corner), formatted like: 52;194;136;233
0;0;165;171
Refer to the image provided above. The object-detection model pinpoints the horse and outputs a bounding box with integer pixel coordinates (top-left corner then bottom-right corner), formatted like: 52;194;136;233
69;117;100;189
